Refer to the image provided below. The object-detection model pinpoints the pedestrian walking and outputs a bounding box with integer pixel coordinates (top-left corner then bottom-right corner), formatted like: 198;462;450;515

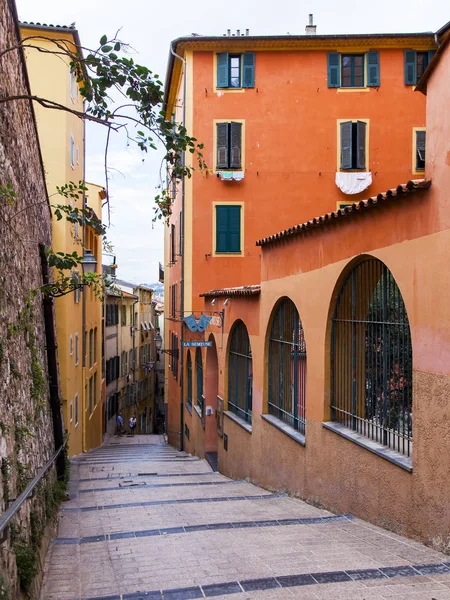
129;414;137;435
116;413;124;435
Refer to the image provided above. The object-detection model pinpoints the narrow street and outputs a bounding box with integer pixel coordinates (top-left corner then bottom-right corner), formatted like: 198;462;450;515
41;436;450;600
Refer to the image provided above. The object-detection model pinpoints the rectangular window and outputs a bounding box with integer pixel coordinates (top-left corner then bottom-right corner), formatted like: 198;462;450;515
89;329;93;368
121;305;127;326
215;205;241;253
130;306;133;325
69;334;73;356
94;373;97;406
341;54;364;87
216;122;242;170
217;52;255;89
73;270;80;304
75;333;79;366
75;394;79;426
404;50;435;85
339;120;367;170
94;327;97;363
89;377;93;415
69;402;73;423
70;134;75;168
70;70;75;100
415;129;426;172
170;224;176;263
328;52;379;88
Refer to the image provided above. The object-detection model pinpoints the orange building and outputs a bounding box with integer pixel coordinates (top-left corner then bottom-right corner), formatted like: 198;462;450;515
164;20;450;544
163;25;436;455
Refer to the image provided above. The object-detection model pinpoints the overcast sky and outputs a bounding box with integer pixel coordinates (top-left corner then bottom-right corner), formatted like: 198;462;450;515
16;0;448;284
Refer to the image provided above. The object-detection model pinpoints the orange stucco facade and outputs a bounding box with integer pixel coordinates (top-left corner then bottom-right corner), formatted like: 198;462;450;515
163;29;450;544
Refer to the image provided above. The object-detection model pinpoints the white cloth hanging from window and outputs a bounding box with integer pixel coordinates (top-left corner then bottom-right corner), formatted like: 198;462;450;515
335;172;372;195
217;171;245;181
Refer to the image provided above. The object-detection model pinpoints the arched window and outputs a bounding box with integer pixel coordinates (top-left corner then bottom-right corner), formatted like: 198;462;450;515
186;351;192;408
196;348;203;413
331;258;412;457
228;320;252;423
268;298;307;434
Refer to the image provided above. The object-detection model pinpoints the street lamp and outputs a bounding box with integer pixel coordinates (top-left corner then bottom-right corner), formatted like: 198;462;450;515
154;333;162;350
154;332;178;357
81;249;97;274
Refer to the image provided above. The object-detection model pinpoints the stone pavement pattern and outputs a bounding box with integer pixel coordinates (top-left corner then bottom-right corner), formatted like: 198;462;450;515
41;435;450;600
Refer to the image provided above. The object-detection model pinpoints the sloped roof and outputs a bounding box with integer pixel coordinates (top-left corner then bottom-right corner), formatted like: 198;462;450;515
256;179;431;248
200;285;261;298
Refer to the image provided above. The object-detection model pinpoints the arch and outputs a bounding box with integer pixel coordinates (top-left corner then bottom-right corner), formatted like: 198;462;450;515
227;320;252;423
196;347;203;414
267;298;307;434
186;350;192;408
330;257;412;456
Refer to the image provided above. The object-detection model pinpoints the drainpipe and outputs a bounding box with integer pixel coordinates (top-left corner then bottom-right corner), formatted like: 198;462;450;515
170;45;186;452
81;101;87;453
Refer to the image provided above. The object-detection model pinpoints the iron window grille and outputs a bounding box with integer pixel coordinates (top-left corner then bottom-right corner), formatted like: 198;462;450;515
228;320;252;423
268;298;307;434
415;130;426;171
331;258;412;457
196;348;203;413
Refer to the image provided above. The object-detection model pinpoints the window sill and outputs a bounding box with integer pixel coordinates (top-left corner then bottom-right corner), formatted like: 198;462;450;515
337;87;370;93
322;422;412;472
185;402;192;416
261;414;305;446
193;404;203;421
224;411;252;434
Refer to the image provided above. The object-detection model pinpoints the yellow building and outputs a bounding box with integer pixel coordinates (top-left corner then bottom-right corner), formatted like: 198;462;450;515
20;22;103;456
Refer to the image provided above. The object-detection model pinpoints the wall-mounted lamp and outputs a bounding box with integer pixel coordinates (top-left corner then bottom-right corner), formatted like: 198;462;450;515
154;333;179;358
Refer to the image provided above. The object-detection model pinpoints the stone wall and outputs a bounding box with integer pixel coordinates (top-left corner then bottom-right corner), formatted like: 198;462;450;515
0;0;62;597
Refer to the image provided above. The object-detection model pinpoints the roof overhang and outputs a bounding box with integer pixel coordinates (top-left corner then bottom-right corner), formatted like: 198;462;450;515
200;285;261;298
256;179;431;248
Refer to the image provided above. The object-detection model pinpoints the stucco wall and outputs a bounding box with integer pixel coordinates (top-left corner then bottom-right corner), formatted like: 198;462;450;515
0;0;61;595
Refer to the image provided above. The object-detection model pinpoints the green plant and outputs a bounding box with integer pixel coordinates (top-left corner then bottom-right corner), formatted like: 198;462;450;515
14;541;37;591
1;456;11;480
16;461;30;494
0;575;11;600
8;359;21;380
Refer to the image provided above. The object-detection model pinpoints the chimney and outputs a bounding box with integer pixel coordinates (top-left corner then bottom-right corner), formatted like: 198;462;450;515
236;29;240;36
245;28;249;36
305;13;317;35
227;28;231;37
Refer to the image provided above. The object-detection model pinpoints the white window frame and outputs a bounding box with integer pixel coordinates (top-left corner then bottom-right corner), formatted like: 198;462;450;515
70;134;75;169
74;393;79;426
69;401;73;423
70;70;75;101
73;270;81;304
75;333;79;366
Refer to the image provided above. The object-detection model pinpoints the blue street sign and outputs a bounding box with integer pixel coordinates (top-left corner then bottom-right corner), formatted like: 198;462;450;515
183;341;213;348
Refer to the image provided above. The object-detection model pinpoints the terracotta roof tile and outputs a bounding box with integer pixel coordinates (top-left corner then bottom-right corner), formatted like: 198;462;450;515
256;179;430;248
200;285;261;298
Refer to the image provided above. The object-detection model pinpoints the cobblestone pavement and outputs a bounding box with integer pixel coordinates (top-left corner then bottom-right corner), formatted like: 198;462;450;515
41;435;450;600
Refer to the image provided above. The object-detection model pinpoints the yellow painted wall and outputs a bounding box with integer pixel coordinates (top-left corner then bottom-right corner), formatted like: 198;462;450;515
21;26;103;456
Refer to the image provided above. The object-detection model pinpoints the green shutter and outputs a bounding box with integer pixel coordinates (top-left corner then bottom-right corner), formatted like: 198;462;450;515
356;121;367;170
228;205;241;252
242;52;255;88
217;52;229;88
216;205;241;253
340;121;352;170
416;130;426;171
230;122;242;169
404;50;416;85
427;50;436;64
367;51;380;87
216;122;229;169
328;52;341;87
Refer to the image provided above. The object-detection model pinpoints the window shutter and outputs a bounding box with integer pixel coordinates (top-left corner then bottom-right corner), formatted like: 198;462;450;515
427;50;436;65
217;52;229;88
404;50;416;85
328;53;341;87
416;130;426;170
216;122;229;169
216;206;229;252
340;121;352;170
367;51;379;87
228;205;241;252
230;122;242;169
356;121;367;170
242;52;255;88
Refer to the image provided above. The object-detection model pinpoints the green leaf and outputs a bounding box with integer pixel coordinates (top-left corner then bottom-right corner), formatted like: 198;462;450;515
101;45;113;53
100;35;107;45
114;42;121;51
